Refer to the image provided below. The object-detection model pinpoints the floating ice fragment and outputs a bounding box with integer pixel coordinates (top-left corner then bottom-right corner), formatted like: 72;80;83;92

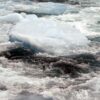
0;13;24;24
10;17;89;56
14;2;79;15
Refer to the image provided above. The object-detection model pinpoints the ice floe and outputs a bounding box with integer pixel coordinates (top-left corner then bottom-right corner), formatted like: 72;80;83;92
10;16;89;56
13;2;79;15
0;13;24;24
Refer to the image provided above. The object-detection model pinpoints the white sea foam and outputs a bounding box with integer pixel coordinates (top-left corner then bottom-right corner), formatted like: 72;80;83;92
76;7;100;36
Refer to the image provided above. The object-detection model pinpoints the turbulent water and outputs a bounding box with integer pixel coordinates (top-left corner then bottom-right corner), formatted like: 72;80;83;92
0;0;100;100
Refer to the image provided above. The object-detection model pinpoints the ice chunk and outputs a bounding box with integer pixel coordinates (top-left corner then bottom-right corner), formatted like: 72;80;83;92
14;2;79;15
0;13;24;24
10;17;89;56
25;14;38;21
